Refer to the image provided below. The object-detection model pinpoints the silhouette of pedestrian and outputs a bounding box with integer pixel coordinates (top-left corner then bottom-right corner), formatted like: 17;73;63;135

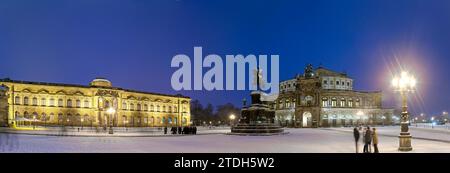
372;128;379;153
363;127;372;153
353;127;360;153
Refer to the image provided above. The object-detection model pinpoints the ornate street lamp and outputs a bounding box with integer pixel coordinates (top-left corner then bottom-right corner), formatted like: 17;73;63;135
107;107;116;134
229;114;236;127
392;71;416;151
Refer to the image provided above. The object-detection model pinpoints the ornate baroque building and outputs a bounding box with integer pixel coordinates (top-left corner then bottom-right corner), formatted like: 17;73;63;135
0;78;190;127
274;64;394;128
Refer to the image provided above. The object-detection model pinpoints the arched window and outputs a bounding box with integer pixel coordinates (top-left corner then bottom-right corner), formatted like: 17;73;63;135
305;96;313;106
340;98;346;107
122;115;127;125
41;113;47;121
156;105;160;112
32;97;38;106
348;99;353;107
49;98;55;106
150;105;154;112
130;103;134;111
151;116;155;125
32;112;38;119
41;98;46;106
168;106;172;113
58;99;64;107
161;117;165;124
331;98;337;107
49;113;54;122
322;98;329;107
103;100;109;108
84;100;89;108
76;100;81;108
67;99;72;107
23;97;29;105
15;96;20;104
24;111;29;119
174;106;178;113
144;104;148;111
162;106;166;112
285;99;290;108
168;117;172;124
355;99;360;107
292;99;296;108
84;114;89;123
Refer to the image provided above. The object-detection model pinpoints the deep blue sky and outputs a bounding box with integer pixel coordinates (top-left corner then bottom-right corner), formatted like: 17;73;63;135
1;0;449;116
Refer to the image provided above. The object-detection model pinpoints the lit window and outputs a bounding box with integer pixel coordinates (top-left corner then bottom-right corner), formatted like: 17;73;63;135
331;98;337;107
340;98;346;107
322;98;328;107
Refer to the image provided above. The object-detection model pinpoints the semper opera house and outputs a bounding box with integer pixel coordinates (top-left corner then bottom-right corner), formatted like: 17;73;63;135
273;64;394;128
0;78;190;128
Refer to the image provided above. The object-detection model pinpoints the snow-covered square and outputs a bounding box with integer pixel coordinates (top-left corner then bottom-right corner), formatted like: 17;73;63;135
1;126;450;153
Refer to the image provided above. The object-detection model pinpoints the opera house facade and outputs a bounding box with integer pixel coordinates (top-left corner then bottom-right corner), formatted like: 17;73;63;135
274;64;394;128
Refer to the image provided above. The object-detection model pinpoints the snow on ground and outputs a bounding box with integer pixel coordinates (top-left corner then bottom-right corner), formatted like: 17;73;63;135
1;126;450;153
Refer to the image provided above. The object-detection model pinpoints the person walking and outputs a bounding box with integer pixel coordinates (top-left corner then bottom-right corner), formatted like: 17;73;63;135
372;128;379;153
363;127;372;153
353;127;360;153
164;126;167;134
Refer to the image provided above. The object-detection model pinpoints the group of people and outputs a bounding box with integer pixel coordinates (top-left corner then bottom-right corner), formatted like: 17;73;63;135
164;126;197;135
353;126;379;153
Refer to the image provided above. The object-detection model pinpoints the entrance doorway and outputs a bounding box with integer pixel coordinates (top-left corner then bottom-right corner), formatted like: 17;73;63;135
302;112;312;128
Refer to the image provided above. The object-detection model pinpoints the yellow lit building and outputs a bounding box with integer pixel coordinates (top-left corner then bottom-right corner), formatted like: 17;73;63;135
0;78;190;128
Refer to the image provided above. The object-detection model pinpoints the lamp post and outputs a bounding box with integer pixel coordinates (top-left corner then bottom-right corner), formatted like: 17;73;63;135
107;107;116;134
229;114;236;127
392;71;416;151
81;118;84;130
431;117;435;129
33;115;36;130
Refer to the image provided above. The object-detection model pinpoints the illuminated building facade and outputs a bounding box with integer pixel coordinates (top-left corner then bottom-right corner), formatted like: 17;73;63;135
274;64;394;128
0;78;190;128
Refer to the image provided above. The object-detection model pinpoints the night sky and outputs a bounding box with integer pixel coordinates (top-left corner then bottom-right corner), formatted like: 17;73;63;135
1;0;450;116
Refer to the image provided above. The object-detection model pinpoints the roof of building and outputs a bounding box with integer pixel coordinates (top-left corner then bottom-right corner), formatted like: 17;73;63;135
0;78;190;99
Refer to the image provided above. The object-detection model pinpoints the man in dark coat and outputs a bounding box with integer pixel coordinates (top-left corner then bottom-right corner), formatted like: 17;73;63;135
164;126;167;134
363;127;372;153
353;127;360;153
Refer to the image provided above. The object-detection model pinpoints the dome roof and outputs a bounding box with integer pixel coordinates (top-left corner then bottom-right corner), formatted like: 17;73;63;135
90;78;112;87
